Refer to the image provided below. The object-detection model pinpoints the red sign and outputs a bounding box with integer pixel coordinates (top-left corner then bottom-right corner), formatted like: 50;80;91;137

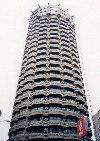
77;116;86;139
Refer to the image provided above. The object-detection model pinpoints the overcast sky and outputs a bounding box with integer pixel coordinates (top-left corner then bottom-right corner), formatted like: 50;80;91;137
0;0;100;140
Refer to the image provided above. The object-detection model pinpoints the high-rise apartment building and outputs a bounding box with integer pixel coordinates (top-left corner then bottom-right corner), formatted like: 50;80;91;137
93;110;100;141
9;5;92;141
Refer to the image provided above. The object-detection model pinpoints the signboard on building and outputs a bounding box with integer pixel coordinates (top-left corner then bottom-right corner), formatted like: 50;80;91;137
77;116;88;139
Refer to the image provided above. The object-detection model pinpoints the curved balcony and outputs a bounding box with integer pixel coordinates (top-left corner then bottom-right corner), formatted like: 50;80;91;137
13;113;19;119
49;109;64;115
63;100;77;107
75;88;84;95
64;91;76;98
31;98;44;105
29;133;64;139
49;73;61;79
35;89;46;95
9;127;16;134
48;89;62;95
34;82;46;88
36;61;46;66
62;83;75;90
30;109;64;116
50;48;60;52
31;99;61;105
76;95;85;103
49;54;60;60
64;133;78;140
29;133;43;139
30;120;43;127
21;84;33;92
74;80;83;88
19;92;30;100
61;51;71;58
63;121;76;127
11;115;18;123
24;76;34;82
14;99;21;106
35;67;47;72
48;98;62;105
24;70;34;75
48;81;61;87
62;62;72;69
34;74;46;79
63;68;73;74
48;133;64;139
14;104;21;111
49;60;60;65
19;101;31;109
12;124;24;130
78;104;87;111
29;120;76;129
37;49;47;54
19;110;30;119
73;67;81;75
38;40;47;44
22;79;34;86
30;109;45;116
49;120;63;126
63;75;73;82
65;110;79;117
50;34;59;39
15;133;25;140
49;66;61;72
36;54;47;60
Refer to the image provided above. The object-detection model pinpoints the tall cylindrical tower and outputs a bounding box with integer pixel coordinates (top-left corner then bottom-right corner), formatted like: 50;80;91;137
9;5;92;141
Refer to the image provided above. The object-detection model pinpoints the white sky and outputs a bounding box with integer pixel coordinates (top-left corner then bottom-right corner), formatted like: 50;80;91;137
0;0;100;140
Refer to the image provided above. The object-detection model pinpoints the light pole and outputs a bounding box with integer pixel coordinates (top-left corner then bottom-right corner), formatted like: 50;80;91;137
23;93;30;141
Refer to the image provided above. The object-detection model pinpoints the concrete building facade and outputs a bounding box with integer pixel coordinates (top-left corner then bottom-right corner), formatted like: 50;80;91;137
93;110;100;141
9;5;92;141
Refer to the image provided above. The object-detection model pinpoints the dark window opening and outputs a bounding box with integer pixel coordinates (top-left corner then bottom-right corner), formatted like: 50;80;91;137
48;77;61;82
36;58;46;62
49;52;59;55
63;65;72;70
50;46;59;50
64;79;73;84
49;63;60;68
49;70;60;74
35;71;45;75
63;72;72;77
37;47;46;51
36;64;46;68
64;87;74;92
34;86;45;90
34;78;46;82
49;85;61;90
50;57;60;61
37;52;47;56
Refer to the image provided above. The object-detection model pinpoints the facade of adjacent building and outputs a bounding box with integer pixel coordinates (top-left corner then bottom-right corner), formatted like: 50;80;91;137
9;5;92;141
93;110;100;141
